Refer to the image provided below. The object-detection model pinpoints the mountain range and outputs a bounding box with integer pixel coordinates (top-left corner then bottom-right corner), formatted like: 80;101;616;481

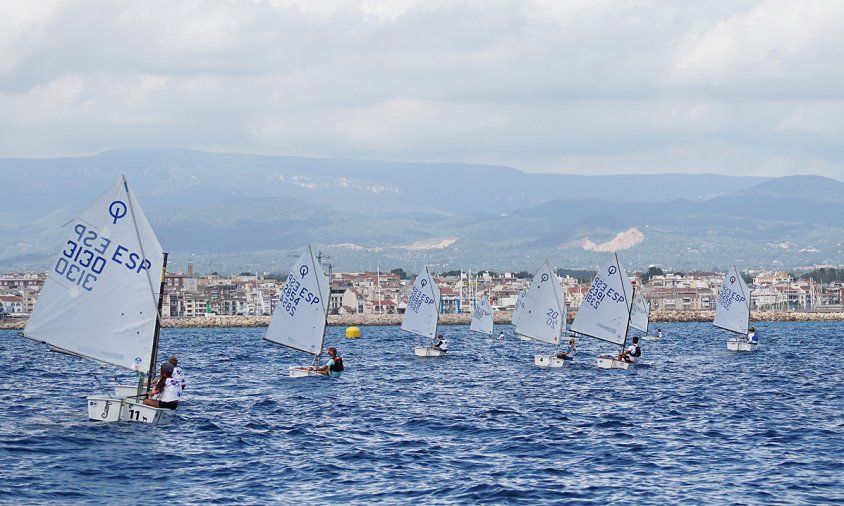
1;149;842;275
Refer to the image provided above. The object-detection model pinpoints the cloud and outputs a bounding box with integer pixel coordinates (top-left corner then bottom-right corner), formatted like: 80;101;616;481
0;0;842;179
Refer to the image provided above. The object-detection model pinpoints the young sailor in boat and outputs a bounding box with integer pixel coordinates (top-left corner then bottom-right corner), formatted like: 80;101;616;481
498;331;505;340
657;329;663;339
433;334;448;353
169;355;187;392
745;327;758;344
313;347;344;377
144;362;182;410
556;338;576;360
619;336;642;364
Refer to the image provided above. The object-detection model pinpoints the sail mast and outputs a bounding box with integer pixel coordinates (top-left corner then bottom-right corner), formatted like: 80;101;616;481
311;245;329;367
551;265;566;350
428;267;439;346
147;252;169;392
619;284;635;354
745;275;751;336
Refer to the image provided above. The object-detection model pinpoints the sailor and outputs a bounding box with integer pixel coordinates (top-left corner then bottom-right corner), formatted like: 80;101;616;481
433;334;448;353
498;331;505;340
313;347;344;378
746;327;758;344
657;328;663;339
556;338;576;360
168;355;187;391
144;362;181;410
619;336;642;364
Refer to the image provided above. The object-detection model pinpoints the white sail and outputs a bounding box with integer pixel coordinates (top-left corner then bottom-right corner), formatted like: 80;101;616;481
401;267;440;340
23;176;164;373
514;261;566;346
713;266;750;335
571;253;633;346
469;297;494;335
264;246;329;355
629;289;649;333
511;288;526;325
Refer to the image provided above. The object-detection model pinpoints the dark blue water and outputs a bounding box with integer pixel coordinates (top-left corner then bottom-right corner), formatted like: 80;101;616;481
2;322;843;504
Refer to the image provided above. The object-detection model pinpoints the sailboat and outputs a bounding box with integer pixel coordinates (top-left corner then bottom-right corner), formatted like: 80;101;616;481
264;245;331;377
714;266;756;352
630;288;657;340
22;176;173;424
515;261;568;368
402;267;443;357
571;253;636;370
469;296;494;336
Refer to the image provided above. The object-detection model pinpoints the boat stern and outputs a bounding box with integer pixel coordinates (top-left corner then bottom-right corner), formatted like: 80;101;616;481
596;355;632;370
534;355;567;368
414;347;445;357
727;339;758;352
120;397;175;425
86;395;123;422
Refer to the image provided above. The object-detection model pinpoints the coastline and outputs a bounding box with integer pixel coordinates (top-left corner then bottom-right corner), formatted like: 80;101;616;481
3;309;844;330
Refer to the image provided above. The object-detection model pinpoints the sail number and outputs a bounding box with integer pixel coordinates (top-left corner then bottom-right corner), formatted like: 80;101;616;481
407;285;435;313
280;272;321;317
52;223;155;292
632;300;647;318
546;308;560;328
474;307;491;320
585;275;625;310
718;285;745;310
55;240;107;291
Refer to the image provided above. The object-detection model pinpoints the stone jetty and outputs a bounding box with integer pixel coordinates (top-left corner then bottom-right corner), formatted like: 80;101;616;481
3;309;844;330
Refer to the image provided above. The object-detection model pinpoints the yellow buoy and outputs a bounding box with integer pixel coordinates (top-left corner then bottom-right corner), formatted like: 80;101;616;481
345;326;361;339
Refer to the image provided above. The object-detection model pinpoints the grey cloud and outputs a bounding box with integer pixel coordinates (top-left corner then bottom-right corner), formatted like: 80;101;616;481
0;0;842;178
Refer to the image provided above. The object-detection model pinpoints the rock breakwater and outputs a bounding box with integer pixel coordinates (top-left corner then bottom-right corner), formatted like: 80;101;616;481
4;309;844;330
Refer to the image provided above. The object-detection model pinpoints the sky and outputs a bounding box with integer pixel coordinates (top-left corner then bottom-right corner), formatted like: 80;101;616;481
1;0;843;178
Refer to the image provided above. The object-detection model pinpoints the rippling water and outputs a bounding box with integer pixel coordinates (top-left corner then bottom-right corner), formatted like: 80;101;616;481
2;322;843;504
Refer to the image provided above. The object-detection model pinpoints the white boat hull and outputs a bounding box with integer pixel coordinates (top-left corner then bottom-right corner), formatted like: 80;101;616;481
414;347;445;357
596;355;633;370
534;355;568;368
727;339;758;352
120;397;175;425
87;395;123;422
289;366;323;378
642;335;660;341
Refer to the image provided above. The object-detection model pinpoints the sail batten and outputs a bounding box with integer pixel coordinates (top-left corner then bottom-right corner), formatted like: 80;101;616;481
264;246;330;357
23;176;164;373
514;261;566;345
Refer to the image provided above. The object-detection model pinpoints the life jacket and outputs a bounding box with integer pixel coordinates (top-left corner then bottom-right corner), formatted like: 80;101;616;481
632;344;641;357
329;357;344;372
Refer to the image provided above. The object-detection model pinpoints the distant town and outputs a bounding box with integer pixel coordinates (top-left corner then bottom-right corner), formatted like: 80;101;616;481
1;263;839;320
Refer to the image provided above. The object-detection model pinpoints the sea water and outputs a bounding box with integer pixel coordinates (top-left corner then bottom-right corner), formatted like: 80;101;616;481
1;322;843;504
